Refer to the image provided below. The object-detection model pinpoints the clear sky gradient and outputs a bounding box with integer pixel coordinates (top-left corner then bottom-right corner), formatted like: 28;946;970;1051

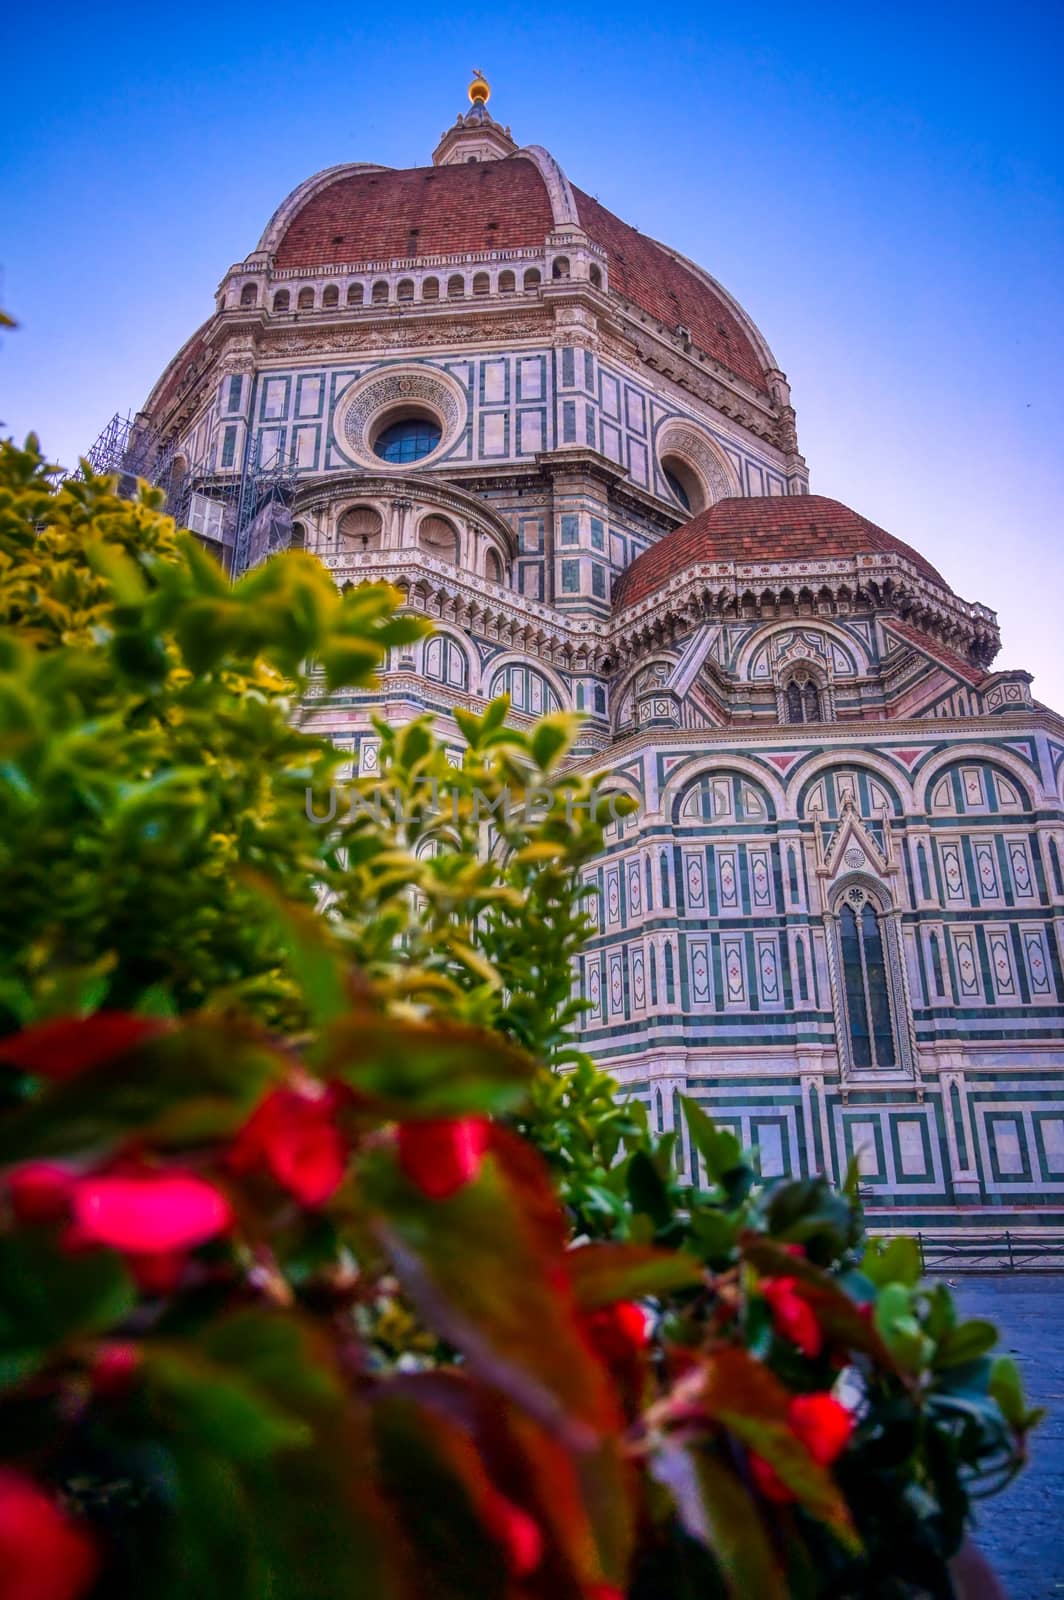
3;1;1061;704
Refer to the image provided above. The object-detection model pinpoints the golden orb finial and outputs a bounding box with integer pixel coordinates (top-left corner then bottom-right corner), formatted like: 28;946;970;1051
469;69;490;105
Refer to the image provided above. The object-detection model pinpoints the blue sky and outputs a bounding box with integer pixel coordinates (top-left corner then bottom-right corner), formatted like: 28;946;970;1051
3;1;1062;704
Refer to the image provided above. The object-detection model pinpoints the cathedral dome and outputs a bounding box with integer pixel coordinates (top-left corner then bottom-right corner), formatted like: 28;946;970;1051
259;155;773;395
612;493;950;611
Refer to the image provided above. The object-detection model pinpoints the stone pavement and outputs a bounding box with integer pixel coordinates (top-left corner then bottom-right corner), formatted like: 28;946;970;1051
955;1276;1064;1600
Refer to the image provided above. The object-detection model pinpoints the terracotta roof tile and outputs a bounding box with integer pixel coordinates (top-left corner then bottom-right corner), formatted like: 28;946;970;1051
883;617;987;687
572;188;767;393
274;158;554;268
613;494;949;611
269;160;769;395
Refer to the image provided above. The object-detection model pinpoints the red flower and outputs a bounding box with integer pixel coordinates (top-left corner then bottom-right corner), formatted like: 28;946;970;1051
582;1301;649;1369
0;1014;162;1080
789;1393;854;1466
750;1391;854;1503
0;1468;99;1600
90;1342;142;1399
480;1487;542;1578
70;1173;232;1255
5;1163;75;1225
398;1118;490;1200
230;1086;347;1207
761;1276;822;1358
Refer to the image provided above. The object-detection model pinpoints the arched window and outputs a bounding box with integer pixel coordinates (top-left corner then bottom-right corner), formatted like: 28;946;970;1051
371;280;389;305
783;673;825;724
498;270;516;294
322;284;339;307
523;268;541;292
552;256;570;280
472;272;490;297
397;278;414;302
346;283;364;306
423;635;468;690
297;287;315;310
239;283;258;308
929;932;946;998
272;289;290;313
338;506;383;552
837;889;896;1069
290;521;306;551
422;277;440;301
447;275;465;299
589;264;603;289
485;547;504;584
418;516;459;562
659;454;704;515
660;852;671;908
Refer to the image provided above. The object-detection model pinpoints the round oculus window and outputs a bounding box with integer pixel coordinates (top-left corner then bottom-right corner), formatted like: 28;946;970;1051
373;416;442;464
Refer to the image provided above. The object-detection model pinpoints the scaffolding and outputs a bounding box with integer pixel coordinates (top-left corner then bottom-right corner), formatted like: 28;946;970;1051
76;411;298;576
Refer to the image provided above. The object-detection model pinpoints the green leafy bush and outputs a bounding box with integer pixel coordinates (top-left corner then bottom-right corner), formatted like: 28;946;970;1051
0;442;1039;1599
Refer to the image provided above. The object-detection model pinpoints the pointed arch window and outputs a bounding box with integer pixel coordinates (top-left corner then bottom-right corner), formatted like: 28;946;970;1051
783;672;824;724
836;886;898;1069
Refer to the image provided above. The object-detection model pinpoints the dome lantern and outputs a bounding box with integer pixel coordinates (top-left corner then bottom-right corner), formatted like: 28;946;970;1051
432;71;517;165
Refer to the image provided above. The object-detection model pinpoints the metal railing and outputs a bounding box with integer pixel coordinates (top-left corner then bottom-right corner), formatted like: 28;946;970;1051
912;1231;1064;1273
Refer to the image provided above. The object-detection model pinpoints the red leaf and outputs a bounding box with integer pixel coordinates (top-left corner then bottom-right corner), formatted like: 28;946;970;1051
0;1468;99;1600
0;1014;164;1080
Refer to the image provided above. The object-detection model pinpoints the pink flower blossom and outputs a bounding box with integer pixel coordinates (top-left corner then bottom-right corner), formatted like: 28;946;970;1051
71;1173;232;1255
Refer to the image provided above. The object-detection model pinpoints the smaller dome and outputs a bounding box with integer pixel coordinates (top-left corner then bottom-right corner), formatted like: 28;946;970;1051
612;494;949;611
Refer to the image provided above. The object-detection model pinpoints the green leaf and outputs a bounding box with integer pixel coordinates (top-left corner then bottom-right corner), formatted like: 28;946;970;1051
688;1209;739;1266
126;1311;402;1600
989;1354;1044;1432
317;1013;533;1116
0;1231;134;1390
935;1318;998;1369
862;1235;922;1288
365;1129;617;1444
652;1442;789;1600
626;1150;675;1229
681;1097;743;1185
241;873;350;1028
566;1242;703;1308
530;714;579;772
0;1019;286;1162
